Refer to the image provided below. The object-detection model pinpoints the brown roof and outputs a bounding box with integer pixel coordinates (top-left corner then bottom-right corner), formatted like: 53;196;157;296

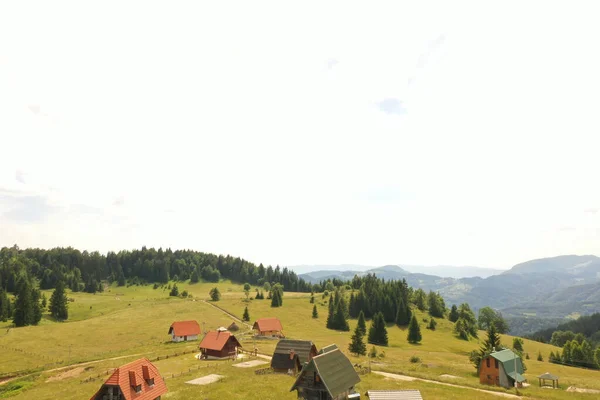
89;358;167;400
253;317;283;332
168;320;200;337
199;331;242;351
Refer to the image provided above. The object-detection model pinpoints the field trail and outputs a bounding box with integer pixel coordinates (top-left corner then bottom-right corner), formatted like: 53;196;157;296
0;352;147;387
373;371;524;398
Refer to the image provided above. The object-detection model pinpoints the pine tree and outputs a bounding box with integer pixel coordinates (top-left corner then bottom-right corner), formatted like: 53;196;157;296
190;268;199;283
368;312;388;346
312;304;318;318
448;304;459;322
41;293;47;310
209;287;221;301
513;337;524;353
471;324;502;369
407;315;422;343
13;278;34;327
310;295;315;304
357;310;367;335
333;299;350;331
49;280;69;320
0;289;10;322
326;294;335;329
349;325;367;356
395;297;411;326
243;306;250;322
537;351;543;361
428;318;437;330
169;284;179;296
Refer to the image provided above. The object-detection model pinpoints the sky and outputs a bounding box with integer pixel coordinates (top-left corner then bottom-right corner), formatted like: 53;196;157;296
1;1;599;270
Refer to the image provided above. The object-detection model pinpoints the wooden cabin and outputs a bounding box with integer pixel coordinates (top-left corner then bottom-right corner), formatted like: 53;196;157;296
89;358;167;400
479;349;525;388
271;339;318;374
168;320;200;342
290;348;360;400
198;330;241;359
253;317;284;338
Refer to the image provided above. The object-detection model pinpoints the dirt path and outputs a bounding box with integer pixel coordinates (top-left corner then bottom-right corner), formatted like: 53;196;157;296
373;371;523;399
0;352;147;386
200;300;252;328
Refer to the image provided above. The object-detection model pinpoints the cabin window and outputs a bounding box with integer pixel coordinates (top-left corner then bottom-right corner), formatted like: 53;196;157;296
147;378;155;386
135;384;142;393
486;358;490;368
494;359;499;369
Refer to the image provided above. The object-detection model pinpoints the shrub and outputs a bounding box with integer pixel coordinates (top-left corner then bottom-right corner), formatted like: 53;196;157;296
410;355;421;363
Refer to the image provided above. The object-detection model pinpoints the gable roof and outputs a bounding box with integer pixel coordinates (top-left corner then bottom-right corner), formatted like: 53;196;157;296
291;348;360;398
318;344;338;354
199;330;241;351
273;339;317;364
538;372;559;380
488;349;525;382
168;320;200;337
367;390;423;400
89;358;167;400
253;317;283;332
228;322;240;331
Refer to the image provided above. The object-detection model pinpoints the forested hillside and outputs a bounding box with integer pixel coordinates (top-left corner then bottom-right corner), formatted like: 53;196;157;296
0;245;313;294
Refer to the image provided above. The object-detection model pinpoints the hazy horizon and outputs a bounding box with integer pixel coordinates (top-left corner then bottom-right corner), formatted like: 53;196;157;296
1;2;599;269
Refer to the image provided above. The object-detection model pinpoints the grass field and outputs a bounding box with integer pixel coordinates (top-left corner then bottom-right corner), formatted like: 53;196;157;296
1;280;600;399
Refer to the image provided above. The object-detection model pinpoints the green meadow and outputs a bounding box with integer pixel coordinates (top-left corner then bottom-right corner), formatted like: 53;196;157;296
1;281;600;399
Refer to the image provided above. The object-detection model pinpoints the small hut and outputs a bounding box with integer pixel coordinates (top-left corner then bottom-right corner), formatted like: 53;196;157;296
228;322;240;332
479;349;526;388
538;372;559;388
168;320;201;342
253;317;284;338
198;330;241;359
271;339;318;374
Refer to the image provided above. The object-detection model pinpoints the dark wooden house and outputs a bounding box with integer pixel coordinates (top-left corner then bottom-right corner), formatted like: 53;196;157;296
479;349;525;388
290;347;360;400
89;358;167;400
198;330;241;360
271;339;318;374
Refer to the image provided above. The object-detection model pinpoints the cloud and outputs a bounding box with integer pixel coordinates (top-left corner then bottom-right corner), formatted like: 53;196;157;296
15;170;26;184
584;208;598;214
376;98;406;115
326;58;339;70
558;226;575;232
28;105;40;115
0;192;59;223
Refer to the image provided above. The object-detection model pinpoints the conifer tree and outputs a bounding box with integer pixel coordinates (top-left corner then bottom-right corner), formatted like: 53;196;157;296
0;289;10;322
349;325;367;356
407;315;422;343
537;351;543;361
395;297;411;326
169;284;179;296
13;277;35;327
209;287;221;301
243;306;250;322
326;294;335;329
190;268;199;283
448;304;459;322
49;280;69;320
357;310;367;335
470;323;502;369
428;318;437;330
368;312;388;346
41;293;47;310
312;304;318;318
333;299;350;331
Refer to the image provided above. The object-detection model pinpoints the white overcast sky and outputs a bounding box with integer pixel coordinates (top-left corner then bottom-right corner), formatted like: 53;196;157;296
1;1;599;269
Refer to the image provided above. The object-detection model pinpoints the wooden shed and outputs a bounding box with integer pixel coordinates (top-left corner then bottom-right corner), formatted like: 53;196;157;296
479;349;525;388
198;330;241;360
253;317;284;338
271;339;318;374
290;348;360;400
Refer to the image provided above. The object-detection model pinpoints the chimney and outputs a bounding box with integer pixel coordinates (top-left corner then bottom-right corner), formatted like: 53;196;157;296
289;349;295;360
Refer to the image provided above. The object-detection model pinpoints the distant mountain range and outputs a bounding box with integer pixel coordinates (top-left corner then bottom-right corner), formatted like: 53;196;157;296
294;264;505;279
297;255;600;327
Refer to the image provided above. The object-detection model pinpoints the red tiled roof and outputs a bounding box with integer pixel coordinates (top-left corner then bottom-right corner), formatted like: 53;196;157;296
199;330;241;351
169;320;201;337
253;317;283;332
89;358;167;400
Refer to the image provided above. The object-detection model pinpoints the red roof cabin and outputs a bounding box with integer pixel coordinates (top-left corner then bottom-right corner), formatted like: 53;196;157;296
198;329;242;360
253;317;284;338
168;320;201;342
89;357;167;400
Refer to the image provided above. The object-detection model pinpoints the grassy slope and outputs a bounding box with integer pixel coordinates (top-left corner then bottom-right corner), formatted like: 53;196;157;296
2;282;600;399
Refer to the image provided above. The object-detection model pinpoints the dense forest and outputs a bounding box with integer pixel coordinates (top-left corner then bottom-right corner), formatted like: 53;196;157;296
530;313;600;346
0;245;313;295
